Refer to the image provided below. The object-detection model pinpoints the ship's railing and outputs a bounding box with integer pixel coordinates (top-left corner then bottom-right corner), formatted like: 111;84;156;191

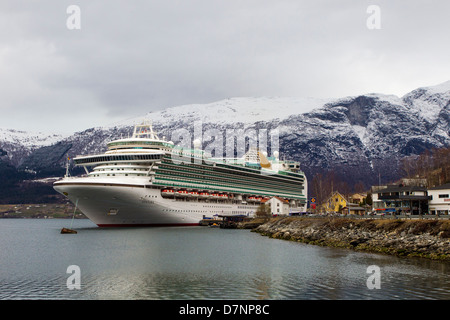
73;153;163;165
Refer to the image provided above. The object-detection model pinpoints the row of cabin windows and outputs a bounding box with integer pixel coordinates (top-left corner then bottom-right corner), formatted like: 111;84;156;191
155;174;303;196
161;159;305;184
155;168;303;192
75;154;162;164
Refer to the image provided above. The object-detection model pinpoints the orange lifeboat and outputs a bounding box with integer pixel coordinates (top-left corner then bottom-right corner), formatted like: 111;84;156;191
176;190;188;197
199;192;210;199
161;189;175;197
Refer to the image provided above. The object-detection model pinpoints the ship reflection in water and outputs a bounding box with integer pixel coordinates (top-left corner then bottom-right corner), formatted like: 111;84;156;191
0;219;449;300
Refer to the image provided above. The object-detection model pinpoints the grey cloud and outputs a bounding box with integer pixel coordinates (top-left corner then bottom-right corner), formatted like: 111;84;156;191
0;1;449;132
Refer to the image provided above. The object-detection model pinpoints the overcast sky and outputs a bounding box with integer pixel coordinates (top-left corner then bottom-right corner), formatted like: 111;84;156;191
1;0;449;133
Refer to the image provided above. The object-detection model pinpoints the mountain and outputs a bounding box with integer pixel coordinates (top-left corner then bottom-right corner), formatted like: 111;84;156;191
0;129;68;167
1;81;449;202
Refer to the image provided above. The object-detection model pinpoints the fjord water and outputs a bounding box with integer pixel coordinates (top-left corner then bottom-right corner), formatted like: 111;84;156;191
0;219;449;300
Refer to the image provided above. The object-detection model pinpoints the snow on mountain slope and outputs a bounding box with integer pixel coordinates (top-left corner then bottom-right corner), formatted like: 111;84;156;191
0;129;70;166
0;128;68;148
108;96;333;128
422;80;450;94
402;80;450;123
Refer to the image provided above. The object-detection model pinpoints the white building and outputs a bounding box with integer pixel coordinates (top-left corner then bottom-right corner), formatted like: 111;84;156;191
370;185;429;214
264;196;290;216
428;183;450;215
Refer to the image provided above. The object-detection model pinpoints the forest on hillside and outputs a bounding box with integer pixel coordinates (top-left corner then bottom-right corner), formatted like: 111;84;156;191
401;146;450;188
309;146;450;207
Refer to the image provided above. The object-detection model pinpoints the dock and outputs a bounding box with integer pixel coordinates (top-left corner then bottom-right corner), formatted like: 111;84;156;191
200;214;257;229
200;219;237;228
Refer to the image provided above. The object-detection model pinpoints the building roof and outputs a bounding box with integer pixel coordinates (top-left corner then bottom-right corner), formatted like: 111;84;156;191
371;185;388;192
327;191;346;200
376;185;427;193
428;183;450;190
344;204;366;210
351;193;366;197
274;196;289;203
261;196;289;204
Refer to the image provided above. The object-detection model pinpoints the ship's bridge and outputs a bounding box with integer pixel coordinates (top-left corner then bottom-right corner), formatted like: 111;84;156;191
72;120;172;170
107;120;174;153
106;139;174;153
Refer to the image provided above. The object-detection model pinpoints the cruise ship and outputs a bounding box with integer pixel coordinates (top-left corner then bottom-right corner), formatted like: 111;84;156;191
53;121;308;227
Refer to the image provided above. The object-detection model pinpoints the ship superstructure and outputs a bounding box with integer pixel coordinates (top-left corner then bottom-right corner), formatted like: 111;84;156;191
53;121;307;226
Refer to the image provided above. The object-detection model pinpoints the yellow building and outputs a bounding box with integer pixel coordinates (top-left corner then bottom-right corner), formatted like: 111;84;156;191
349;193;366;204
323;191;347;213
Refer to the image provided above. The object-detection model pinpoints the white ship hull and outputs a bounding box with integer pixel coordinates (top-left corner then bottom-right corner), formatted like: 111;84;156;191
54;178;261;227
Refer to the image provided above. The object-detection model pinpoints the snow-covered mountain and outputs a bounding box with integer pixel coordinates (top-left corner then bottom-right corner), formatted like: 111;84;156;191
0;129;69;167
1;81;449;192
110;96;332;127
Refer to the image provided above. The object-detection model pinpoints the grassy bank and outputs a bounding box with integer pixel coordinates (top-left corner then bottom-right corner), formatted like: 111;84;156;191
0;203;86;219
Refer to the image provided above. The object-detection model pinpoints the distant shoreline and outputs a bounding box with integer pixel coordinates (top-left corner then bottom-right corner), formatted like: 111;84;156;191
0;203;86;219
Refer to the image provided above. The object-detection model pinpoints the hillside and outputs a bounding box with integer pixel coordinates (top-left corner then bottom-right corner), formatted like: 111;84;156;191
0;81;449;203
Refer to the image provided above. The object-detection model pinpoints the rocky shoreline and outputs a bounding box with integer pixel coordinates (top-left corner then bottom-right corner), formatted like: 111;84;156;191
251;217;450;261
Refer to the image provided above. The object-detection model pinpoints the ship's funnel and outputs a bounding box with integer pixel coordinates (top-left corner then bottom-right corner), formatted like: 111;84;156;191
258;151;272;169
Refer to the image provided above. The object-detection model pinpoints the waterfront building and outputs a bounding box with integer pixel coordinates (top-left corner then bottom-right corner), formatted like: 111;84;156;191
428;183;450;215
262;196;290;216
342;203;367;215
371;185;429;215
349;193;366;204
323;191;347;213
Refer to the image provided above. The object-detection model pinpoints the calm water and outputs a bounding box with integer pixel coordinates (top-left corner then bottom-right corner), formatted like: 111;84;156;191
0;219;449;300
